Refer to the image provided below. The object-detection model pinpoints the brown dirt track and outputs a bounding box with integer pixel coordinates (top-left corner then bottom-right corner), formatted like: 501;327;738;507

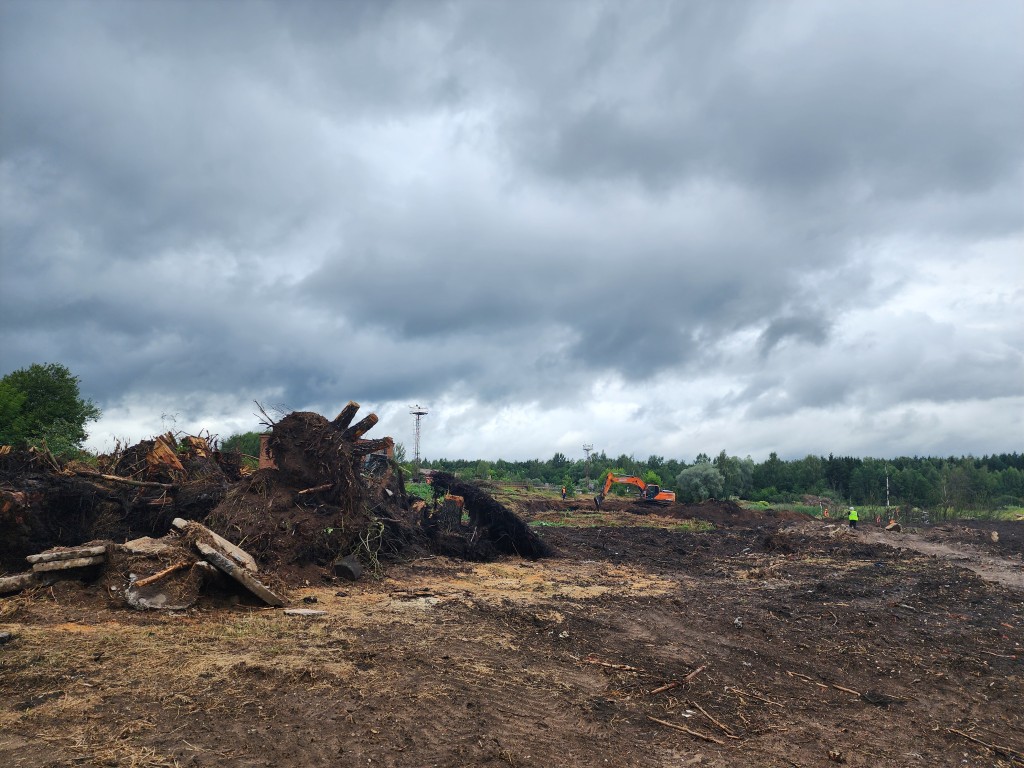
2;498;1022;768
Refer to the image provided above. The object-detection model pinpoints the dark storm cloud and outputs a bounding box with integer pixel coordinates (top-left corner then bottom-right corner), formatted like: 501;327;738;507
1;0;1021;456
757;315;831;357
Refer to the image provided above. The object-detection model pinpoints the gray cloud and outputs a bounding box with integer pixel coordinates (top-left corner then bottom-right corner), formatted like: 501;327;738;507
1;0;1021;459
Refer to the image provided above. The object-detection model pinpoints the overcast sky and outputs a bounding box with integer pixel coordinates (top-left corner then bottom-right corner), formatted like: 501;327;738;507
2;1;1022;463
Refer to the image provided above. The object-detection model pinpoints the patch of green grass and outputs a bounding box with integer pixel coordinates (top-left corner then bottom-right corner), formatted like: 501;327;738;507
406;482;432;502
529;511;713;532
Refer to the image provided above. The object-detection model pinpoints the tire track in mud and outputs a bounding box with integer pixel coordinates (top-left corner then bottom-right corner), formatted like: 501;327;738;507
854;528;1024;591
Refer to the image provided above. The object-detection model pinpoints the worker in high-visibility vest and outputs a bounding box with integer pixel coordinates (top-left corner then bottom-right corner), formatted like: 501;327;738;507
848;507;859;530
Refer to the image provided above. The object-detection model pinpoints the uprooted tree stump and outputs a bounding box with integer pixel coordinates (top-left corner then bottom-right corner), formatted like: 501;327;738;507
203;403;412;577
428;471;551;559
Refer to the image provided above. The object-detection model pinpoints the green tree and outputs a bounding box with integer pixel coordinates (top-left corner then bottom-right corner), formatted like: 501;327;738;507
0;363;101;455
713;451;755;498
676;464;725;502
221;431;262;457
643;469;664;488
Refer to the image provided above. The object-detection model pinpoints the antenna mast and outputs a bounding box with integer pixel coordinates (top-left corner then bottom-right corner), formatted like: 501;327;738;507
409;405;428;470
582;444;594;488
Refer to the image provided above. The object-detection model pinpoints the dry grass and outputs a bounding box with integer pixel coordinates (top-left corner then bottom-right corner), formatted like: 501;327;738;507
529;510;712;531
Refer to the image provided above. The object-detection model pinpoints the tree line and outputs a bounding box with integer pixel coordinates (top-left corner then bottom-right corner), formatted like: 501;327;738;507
419;450;1024;512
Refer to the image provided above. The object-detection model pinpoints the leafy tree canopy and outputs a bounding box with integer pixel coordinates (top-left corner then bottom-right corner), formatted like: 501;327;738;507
0;363;101;456
676;463;725;503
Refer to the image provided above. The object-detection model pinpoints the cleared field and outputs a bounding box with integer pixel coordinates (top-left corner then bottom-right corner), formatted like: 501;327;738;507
2;501;1022;767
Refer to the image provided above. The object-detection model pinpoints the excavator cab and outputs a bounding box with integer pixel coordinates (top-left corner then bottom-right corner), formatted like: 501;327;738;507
641;485;662;501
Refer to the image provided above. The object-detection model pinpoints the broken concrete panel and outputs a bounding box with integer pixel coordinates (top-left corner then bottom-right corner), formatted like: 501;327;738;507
195;542;284;607
32;555;106;573
283;608;326;617
124;583;196;611
0;572;41;594
26;545;108;564
172;518;258;572
121;537;176;556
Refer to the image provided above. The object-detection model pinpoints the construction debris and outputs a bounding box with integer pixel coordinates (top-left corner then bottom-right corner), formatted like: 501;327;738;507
32;555;106;572
0;572;47;595
26;544;108;565
194;541;285;607
172;517;257;572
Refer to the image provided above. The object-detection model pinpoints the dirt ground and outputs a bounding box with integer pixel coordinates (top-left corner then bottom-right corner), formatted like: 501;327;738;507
2;499;1022;767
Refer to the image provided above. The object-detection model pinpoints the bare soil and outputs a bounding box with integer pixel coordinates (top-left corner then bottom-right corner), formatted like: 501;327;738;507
2;501;1022;768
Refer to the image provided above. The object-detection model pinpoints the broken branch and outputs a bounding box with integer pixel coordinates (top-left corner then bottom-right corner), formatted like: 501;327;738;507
689;700;738;738
584;656;645;672
133;561;190;589
297;483;333;496
725;687;783;707
646;716;725;745
649;681;680;695
832;684;861;697
947;728;1024;760
70;469;175;489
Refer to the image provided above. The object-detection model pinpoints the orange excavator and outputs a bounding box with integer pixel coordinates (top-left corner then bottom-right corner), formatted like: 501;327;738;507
598;473;676;505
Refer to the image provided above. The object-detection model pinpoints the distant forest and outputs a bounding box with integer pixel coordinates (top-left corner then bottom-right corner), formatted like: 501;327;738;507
220;430;1022;511
419;451;1024;511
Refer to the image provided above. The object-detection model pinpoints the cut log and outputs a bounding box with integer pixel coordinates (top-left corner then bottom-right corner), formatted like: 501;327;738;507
32;555;105;573
26;545;108;564
341;413;378;441
172;518;257;572
194;542;285;607
331;401;360;430
352;438;394;456
0;572;41;594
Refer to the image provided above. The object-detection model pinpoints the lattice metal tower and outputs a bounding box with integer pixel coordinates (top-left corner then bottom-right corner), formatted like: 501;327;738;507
410;405;428;467
582;444;594;487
